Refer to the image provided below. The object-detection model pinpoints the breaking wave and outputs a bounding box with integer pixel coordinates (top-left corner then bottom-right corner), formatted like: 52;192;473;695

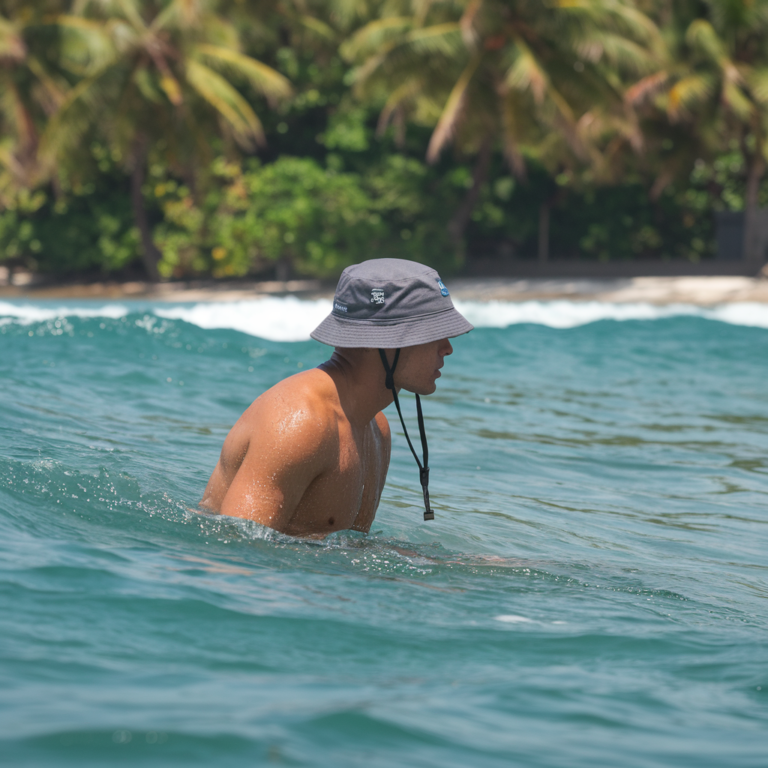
2;297;768;340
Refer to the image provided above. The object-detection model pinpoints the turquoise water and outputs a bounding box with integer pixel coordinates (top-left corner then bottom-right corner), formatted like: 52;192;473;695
2;298;768;767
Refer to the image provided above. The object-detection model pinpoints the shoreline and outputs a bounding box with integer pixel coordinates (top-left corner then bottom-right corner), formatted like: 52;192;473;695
1;275;768;305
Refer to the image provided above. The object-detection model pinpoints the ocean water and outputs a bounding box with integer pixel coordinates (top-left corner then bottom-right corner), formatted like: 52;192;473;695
1;297;767;767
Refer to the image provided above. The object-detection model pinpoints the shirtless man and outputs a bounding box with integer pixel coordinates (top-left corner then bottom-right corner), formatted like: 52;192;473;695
200;258;473;537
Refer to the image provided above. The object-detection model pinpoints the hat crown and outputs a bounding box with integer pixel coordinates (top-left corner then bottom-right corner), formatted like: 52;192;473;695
332;258;452;321
342;258;436;282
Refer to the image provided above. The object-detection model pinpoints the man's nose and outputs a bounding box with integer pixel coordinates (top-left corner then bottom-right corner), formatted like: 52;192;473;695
440;339;453;357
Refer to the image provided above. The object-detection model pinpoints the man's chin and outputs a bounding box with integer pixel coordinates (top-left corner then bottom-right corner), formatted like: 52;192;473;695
412;382;438;396
401;383;437;397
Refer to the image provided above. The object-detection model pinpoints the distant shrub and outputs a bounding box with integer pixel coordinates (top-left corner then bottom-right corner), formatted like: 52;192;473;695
152;154;458;279
0;175;139;275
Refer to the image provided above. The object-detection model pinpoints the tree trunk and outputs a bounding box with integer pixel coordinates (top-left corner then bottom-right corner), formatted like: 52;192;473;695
448;134;493;251
275;257;290;282
130;137;161;282
743;150;766;267
538;201;550;263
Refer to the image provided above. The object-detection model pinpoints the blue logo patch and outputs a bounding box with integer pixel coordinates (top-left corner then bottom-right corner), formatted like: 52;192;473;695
436;278;449;297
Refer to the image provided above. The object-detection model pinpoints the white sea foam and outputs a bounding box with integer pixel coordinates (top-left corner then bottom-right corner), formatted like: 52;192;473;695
154;297;331;342
0;301;130;325
700;302;768;329
453;300;768;330
2;298;768;339
495;614;534;623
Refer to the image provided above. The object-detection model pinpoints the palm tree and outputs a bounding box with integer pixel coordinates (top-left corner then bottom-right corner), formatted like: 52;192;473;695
0;1;67;202
41;0;291;280
340;0;659;258
627;0;768;266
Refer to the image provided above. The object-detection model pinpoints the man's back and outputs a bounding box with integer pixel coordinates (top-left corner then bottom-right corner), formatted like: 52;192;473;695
200;367;391;537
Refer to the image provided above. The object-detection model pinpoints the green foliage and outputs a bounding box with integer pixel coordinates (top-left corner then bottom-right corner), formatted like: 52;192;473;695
152;152;459;278
154;156;379;278
322;106;371;152
460;154;740;263
4;0;768;279
41;0;292;168
365;154;457;254
0;153;139;273
341;0;659;176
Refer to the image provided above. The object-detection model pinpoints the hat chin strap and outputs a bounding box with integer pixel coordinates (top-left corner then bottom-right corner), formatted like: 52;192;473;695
378;349;434;521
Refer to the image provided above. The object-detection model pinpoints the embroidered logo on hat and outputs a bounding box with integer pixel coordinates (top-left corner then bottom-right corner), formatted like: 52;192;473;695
436;278;449;297
370;288;385;304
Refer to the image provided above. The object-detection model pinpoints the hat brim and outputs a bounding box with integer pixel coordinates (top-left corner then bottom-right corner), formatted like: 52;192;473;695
310;307;474;348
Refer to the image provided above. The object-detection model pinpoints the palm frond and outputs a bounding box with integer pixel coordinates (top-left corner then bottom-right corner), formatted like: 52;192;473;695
625;70;669;105
500;94;526;178
345;49;395;89
0;15;25;61
73;0;125;16
506;42;548;104
722;60;745;88
377;77;423;135
0;143;20;176
414;0;440;27
186;59;264;148
2;80;36;149
115;0;147;31
26;56;67;110
547;85;577;129
296;15;337;41
427;53;482;163
341;17;413;61
133;67;164;104
576;32;654;74
193;45;292;102
159;72;183;105
52;15;117;75
550;106;587;161
556;0;659;43
151;0;204;32
327;0;372;29
506;37;581;153
722;80;754;121
685;19;725;63
404;23;463;57
107;18;141;55
747;67;768;105
459;0;483;47
39;66;117;163
667;73;715;120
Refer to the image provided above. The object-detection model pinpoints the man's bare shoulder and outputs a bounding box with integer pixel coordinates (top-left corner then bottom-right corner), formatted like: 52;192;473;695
235;368;340;447
211;369;341;498
373;410;391;443
203;369;344;524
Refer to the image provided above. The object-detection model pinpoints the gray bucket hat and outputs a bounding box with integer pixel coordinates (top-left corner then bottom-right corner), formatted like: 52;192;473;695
311;258;473;348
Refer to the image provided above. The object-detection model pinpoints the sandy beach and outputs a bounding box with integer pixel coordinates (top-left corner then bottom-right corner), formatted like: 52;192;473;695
2;274;768;305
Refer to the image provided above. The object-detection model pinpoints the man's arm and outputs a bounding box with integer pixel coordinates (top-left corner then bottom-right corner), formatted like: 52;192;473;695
216;397;335;531
350;411;391;533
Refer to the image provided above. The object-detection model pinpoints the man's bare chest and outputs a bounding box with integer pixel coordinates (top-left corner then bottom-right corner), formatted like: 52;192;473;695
284;425;386;536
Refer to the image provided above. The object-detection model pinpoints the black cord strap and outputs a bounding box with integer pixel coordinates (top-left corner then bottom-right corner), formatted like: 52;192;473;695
378;349;435;521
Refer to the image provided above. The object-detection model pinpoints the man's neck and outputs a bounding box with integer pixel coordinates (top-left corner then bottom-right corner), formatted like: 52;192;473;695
318;349;394;428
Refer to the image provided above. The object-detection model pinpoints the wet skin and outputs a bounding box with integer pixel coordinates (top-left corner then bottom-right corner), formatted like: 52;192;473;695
200;339;453;537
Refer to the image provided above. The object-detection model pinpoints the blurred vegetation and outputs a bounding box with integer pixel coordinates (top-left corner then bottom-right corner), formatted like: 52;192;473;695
2;0;768;280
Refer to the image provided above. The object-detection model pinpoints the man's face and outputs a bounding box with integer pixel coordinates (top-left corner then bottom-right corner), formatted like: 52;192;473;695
395;338;453;396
